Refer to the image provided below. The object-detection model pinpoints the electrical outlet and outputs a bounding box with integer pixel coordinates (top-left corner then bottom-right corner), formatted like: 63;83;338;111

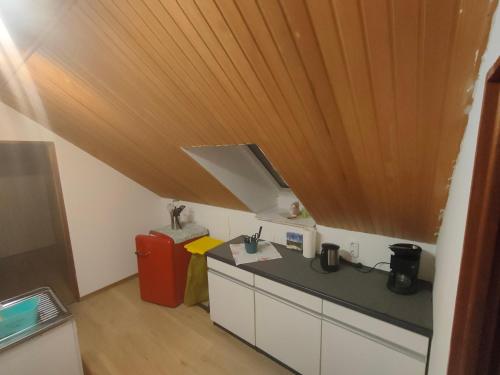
349;242;360;259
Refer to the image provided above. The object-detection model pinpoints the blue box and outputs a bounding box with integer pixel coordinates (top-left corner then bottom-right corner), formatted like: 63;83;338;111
0;296;40;339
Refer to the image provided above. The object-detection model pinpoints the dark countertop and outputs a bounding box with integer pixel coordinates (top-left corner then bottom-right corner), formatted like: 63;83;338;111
207;236;433;338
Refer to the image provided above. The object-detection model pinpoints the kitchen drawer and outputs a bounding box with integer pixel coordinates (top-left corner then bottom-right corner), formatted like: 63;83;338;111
254;275;322;313
322;300;428;357
321;319;426;375
207;257;254;285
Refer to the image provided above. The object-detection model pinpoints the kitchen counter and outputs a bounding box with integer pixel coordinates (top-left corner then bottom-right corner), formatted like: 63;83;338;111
206;236;433;337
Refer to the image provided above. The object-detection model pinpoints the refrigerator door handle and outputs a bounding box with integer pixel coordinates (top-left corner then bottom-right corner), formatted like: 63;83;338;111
135;251;151;257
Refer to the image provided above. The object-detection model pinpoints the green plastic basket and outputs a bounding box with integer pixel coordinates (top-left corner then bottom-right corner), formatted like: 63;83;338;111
0;296;40;339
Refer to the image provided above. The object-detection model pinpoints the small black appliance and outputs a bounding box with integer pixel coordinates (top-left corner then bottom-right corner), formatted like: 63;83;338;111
387;243;422;295
320;243;340;272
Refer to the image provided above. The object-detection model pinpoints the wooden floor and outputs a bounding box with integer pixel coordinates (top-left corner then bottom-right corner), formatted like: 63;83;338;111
70;277;291;375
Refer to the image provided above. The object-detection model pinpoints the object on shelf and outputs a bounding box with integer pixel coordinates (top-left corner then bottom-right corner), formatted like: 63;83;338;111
387;243;422;295
286;231;303;251
168;200;186;230
288;201;300;218
302;228;317;258
243;226;263;254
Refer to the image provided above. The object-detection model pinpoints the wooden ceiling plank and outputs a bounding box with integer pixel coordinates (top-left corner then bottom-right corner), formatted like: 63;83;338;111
332;0;400;237
178;0;292;148
385;0;422;239
415;0;460;240
82;1;223;144
155;0;266;142
215;0;349;227
265;0;372;232
43;3;209;146
304;1;394;233
353;0;405;238
26;55;201;198
126;0;253;143
108;0;241;143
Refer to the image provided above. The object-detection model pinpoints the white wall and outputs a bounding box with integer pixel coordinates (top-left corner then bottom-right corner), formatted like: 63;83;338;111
0;102;167;296
174;199;436;281
184;144;279;213
428;9;500;375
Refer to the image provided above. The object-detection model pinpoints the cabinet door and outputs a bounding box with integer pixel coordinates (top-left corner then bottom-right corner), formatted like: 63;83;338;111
255;291;321;375
208;270;255;345
0;321;83;375
321;319;426;375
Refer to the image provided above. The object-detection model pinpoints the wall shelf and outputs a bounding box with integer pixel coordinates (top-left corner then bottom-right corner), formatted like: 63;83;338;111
256;207;316;229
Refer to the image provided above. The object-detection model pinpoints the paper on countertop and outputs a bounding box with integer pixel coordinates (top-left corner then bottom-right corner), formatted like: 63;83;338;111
229;241;283;266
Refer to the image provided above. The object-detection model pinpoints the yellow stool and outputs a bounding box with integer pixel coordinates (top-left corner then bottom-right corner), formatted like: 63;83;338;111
183;236;223;306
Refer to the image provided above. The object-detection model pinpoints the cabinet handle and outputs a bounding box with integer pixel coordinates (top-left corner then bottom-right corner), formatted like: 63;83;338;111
208;269;254;289
321;315;427;363
255;288;322;319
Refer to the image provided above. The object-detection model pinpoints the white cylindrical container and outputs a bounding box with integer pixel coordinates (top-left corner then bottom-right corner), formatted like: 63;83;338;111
302;227;317;258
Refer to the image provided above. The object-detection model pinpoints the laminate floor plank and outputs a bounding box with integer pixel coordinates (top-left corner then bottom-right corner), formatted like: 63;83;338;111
70;277;291;375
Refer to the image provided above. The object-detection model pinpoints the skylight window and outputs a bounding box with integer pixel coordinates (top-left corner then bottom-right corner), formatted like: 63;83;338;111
247;144;289;189
183;143;315;228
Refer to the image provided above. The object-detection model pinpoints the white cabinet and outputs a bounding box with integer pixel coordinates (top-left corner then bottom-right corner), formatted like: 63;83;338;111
255;291;321;375
207;258;429;375
321;318;426;375
208;270;255;345
0;320;83;375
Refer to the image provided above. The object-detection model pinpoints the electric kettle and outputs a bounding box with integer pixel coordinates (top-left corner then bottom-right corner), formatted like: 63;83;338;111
320;243;340;272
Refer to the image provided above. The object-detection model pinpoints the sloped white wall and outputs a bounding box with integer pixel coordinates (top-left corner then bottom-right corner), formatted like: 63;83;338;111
184;145;280;213
0;102;167;296
428;9;500;375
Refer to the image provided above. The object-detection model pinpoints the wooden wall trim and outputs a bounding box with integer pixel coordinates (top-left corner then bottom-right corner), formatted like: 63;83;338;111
45;142;81;301
447;58;500;375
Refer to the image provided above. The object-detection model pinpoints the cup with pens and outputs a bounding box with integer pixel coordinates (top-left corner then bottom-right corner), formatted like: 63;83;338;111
244;226;263;254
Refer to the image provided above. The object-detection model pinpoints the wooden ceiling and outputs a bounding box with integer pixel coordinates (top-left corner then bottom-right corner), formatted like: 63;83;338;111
0;0;496;243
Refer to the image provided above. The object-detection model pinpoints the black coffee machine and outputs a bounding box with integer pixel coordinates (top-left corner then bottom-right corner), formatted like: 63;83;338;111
387;243;422;295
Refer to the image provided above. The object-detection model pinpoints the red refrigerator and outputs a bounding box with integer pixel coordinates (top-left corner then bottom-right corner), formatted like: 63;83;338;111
135;232;193;307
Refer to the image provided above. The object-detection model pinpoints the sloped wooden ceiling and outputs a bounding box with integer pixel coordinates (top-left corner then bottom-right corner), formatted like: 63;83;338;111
0;0;497;243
